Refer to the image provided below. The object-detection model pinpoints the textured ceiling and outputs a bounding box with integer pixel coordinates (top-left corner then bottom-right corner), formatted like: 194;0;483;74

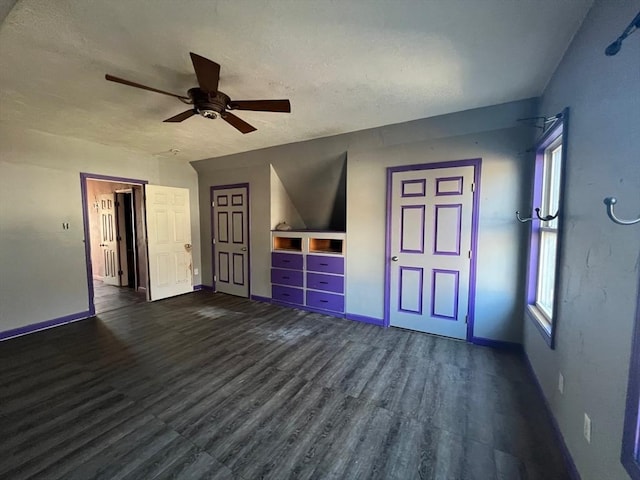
0;0;592;162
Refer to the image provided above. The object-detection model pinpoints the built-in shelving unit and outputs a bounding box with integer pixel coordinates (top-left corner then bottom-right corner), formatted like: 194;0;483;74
273;235;303;252
270;231;346;316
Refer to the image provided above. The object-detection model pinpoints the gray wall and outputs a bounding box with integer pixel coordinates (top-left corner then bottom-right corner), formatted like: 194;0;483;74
0;125;201;333
348;127;533;341
193;98;537;342
523;1;640;479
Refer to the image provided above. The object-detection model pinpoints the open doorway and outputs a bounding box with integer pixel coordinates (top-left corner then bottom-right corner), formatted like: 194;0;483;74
81;173;149;315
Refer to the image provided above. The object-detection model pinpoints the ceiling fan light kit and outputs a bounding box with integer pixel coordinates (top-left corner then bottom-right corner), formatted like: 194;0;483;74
105;52;291;134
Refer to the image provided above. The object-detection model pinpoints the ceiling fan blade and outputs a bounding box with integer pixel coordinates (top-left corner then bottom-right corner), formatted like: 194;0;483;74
163;110;196;122
222;112;257;134
228;99;291;113
105;74;189;100
190;52;220;94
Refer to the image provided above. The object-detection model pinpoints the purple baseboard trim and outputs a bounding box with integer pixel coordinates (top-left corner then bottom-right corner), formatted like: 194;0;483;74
0;310;94;342
471;336;523;352
345;313;385;327
251;295;272;303
193;284;203;291
524;353;582;480
198;285;215;292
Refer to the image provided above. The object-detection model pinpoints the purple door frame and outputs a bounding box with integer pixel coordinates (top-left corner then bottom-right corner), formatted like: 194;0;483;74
210;183;250;296
80;172;148;315
384;158;482;341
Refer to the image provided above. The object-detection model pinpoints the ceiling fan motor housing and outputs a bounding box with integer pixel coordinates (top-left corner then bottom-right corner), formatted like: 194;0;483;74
188;88;230;119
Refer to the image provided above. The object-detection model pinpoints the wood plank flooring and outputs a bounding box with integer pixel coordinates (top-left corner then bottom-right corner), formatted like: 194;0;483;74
0;292;569;479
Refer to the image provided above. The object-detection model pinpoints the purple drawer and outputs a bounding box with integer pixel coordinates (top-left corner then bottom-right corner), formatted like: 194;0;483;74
306;255;344;274
306;272;344;294
272;252;303;270
272;285;303;305
271;268;303;287
306;290;344;313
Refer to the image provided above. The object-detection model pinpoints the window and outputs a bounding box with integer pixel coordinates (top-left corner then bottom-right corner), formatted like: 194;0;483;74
622;289;640;479
525;109;568;348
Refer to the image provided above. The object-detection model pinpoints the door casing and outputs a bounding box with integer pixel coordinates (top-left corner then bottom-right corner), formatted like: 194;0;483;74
210;183;251;297
80;173;148;316
384;158;482;340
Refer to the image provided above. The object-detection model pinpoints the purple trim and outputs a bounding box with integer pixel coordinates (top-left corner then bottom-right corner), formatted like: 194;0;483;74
251;295;272;303
401;179;426;197
398;266;424;315
231;194;243;206
384;158;482;341
524;108;569;349
0;310;93;341
524;353;582;480
218;252;230;283
270;229;346;233
345;313;385;327
80;172;148;317
400;205;426;253
232;253;245;286
622;280;640;479
232;212;244;244
471;336;523;352
193;284;203;291
217;195;229;206
211;183;250;297
217;212;229;243
435;176;464;196
200;285;215;292
431;269;459;320
433;204;462;256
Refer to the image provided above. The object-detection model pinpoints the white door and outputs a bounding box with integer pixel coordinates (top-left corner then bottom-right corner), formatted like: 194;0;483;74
98;193;120;286
145;185;193;300
212;185;249;297
388;165;476;339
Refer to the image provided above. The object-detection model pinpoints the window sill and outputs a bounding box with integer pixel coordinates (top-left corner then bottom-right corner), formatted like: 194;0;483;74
527;304;554;348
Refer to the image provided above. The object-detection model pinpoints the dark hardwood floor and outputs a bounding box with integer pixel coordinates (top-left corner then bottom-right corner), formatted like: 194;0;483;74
0;292;569;479
93;279;147;314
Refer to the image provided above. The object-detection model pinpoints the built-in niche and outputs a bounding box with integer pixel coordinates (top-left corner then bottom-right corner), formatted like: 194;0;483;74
270;152;347;231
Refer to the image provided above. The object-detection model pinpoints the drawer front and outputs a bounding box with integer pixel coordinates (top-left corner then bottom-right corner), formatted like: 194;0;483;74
306;290;344;313
306;272;344;294
306;255;344;274
271;252;303;270
271;268;303;287
272;285;304;305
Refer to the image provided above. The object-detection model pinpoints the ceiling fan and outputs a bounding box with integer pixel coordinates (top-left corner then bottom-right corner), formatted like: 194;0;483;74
105;52;291;134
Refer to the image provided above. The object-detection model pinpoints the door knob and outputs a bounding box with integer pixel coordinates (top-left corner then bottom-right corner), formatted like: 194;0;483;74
241;247;247;251
184;243;192;249
391;256;399;262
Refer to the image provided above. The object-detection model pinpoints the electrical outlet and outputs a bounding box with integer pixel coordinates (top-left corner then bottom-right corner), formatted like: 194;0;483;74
584;413;591;443
558;372;564;394
194;268;199;275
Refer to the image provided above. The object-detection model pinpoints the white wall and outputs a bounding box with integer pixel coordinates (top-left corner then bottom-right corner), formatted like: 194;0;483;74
523;1;640;479
193;98;537;343
0;125;201;333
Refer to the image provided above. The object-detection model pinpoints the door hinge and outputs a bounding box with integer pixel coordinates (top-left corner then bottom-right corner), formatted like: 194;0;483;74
118;270;123;276
212;201;215;207
468;250;472;259
471;183;475;193
212;238;216;245
214;275;217;282
115;201;120;207
465;315;468;324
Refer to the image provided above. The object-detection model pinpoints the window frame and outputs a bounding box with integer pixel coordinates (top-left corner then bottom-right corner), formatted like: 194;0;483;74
525;108;569;349
622;282;640;479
